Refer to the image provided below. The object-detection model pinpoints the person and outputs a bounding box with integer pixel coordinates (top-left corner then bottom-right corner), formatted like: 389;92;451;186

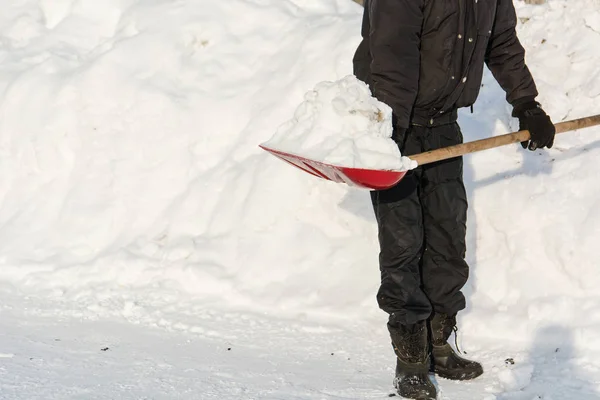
352;1;556;399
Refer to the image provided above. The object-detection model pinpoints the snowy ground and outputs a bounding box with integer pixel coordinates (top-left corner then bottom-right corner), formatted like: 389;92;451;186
3;293;600;399
1;0;600;398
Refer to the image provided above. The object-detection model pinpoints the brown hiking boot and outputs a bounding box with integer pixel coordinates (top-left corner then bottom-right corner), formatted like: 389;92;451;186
429;313;483;381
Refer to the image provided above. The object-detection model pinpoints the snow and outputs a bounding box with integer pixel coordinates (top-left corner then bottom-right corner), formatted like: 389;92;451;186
1;0;600;399
3;294;600;400
497;364;534;392
262;75;415;171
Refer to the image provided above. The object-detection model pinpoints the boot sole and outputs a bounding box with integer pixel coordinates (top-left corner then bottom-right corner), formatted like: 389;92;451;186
397;392;437;400
433;364;483;381
396;385;437;400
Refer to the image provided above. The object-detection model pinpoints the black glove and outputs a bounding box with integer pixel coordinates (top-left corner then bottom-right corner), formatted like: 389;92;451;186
512;101;556;151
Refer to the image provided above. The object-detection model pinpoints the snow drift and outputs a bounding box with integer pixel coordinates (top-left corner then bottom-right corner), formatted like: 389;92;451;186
1;0;600;358
0;0;377;317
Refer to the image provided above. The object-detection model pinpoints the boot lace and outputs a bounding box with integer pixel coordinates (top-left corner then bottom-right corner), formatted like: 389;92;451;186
452;325;463;355
437;314;463;354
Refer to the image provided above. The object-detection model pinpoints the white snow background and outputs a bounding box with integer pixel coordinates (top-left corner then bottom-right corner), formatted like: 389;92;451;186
1;0;600;399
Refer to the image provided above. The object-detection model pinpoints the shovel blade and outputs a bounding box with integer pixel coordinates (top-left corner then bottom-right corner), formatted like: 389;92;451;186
260;145;406;190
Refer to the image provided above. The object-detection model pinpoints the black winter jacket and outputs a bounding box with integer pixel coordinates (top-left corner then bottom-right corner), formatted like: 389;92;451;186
353;0;538;129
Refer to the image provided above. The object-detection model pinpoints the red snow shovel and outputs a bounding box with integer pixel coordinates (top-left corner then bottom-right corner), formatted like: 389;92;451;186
260;114;600;190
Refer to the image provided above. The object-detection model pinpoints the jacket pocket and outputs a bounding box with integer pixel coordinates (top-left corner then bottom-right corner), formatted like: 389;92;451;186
457;33;491;107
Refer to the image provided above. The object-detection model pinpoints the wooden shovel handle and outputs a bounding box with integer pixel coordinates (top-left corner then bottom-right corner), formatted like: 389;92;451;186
410;114;600;166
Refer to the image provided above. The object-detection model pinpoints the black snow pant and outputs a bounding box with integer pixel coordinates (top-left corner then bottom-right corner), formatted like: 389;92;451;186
371;117;469;327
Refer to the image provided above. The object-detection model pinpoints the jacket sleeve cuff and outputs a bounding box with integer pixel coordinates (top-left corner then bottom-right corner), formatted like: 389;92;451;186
510;96;537;108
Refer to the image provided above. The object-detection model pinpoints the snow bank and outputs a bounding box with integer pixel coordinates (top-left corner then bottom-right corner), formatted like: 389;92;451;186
457;0;600;353
1;0;600;364
263;75;414;171
0;0;377;317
